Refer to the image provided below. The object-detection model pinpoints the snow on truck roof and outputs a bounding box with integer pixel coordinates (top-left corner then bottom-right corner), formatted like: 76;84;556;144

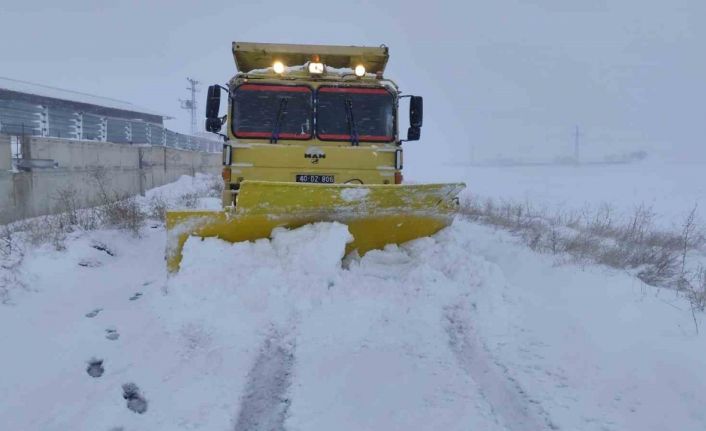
0;76;168;118
233;42;389;75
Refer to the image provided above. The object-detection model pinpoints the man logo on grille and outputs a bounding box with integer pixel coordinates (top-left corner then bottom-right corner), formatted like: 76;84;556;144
304;147;326;164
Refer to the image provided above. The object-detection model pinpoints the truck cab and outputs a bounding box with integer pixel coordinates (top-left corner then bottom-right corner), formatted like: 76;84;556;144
205;42;423;207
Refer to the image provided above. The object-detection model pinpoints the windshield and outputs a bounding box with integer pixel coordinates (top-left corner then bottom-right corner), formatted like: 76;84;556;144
232;84;313;140
316;87;395;142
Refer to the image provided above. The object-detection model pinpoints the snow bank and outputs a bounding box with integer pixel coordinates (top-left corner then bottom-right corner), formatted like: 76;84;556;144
172;222;353;320
141;172;220;207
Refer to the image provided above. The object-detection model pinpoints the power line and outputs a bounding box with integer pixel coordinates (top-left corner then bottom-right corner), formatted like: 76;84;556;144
179;77;200;135
574;125;581;164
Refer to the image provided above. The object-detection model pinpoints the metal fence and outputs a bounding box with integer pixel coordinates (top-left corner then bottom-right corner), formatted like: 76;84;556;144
0;99;219;152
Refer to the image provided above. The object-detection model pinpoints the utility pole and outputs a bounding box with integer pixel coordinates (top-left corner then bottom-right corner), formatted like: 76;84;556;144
574;125;580;164
180;77;200;135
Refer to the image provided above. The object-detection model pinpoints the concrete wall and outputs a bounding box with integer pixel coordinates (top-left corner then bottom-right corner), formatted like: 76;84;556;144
0;134;10;171
0;135;221;224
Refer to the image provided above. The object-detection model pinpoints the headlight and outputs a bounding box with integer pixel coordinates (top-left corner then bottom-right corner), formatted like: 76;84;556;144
308;62;324;74
354;65;366;77
273;61;285;74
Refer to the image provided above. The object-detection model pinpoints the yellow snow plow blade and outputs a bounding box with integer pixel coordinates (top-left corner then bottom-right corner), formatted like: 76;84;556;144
166;181;465;273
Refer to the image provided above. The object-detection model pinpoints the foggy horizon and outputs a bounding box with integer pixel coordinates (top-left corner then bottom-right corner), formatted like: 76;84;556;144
2;0;705;168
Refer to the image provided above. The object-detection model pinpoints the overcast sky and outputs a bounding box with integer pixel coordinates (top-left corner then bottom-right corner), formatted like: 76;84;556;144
2;0;705;170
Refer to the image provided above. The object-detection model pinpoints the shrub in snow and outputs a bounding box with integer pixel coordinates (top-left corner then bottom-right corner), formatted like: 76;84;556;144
460;197;706;310
148;195;168;222
695;268;706;311
0;225;26;304
177;192;199;209
206;176;224;198
101;196;146;236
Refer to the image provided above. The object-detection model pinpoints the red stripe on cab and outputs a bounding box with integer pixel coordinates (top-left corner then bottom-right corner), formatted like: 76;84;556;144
238;84;311;92
318;87;390;95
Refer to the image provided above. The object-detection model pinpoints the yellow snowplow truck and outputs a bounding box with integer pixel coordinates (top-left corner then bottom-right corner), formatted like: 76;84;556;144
166;42;465;272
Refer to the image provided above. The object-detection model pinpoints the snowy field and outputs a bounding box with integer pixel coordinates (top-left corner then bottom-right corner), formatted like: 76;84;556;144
1;174;705;430
411;160;706;228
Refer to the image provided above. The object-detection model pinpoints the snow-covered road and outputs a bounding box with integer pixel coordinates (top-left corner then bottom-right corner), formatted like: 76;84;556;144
1;175;705;431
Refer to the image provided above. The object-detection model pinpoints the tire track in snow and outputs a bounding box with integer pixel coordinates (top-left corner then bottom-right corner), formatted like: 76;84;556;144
234;327;296;431
445;304;556;431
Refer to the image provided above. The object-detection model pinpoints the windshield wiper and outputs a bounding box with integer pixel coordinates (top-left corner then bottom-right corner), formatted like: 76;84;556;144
344;98;359;146
270;97;288;144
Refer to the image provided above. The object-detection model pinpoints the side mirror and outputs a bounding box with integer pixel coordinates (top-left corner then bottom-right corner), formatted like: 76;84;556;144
206;118;223;133
206;85;221;118
410;96;423;128
406;126;421;141
205;85;222;133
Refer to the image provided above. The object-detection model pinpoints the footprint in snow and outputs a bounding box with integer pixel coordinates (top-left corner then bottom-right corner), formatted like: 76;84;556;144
85;308;102;318
129;292;143;301
105;328;120;340
90;242;115;256
122;383;148;414
86;358;104;378
78;259;102;268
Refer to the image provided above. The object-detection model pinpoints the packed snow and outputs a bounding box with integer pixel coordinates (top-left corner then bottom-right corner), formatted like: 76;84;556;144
1;173;705;430
340;187;370;202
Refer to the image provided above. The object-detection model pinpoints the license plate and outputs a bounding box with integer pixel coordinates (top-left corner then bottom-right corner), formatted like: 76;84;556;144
296;174;334;183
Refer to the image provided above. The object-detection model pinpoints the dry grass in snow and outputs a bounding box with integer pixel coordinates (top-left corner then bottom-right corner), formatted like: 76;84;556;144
460;197;706;326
